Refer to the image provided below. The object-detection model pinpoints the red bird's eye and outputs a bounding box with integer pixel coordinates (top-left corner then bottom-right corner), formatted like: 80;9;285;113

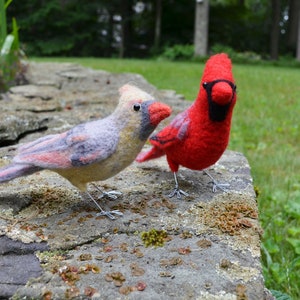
133;103;141;111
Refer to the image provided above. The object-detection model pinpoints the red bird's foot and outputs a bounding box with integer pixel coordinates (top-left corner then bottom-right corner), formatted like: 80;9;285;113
203;170;230;193
168;172;189;199
168;187;189;199
211;182;230;193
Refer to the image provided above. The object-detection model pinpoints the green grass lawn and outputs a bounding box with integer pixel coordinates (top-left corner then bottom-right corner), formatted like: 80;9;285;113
33;57;300;299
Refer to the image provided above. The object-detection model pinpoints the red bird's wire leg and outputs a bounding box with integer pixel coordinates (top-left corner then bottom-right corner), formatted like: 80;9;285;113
168;172;189;199
203;170;230;192
85;190;123;220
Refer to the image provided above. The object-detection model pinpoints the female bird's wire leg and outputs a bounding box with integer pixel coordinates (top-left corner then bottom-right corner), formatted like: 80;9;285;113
168;172;189;198
91;183;122;200
86;191;123;220
203;170;230;192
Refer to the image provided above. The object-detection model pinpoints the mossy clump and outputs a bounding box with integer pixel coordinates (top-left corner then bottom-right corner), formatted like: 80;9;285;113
203;199;258;236
140;229;168;247
253;185;261;197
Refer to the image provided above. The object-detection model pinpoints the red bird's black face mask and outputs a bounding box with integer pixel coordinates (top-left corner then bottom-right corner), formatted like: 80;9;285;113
203;79;236;122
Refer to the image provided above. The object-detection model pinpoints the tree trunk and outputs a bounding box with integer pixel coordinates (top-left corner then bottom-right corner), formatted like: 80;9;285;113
270;0;281;60
106;7;115;57
153;0;162;53
297;5;300;61
194;0;209;57
287;0;300;54
120;0;133;58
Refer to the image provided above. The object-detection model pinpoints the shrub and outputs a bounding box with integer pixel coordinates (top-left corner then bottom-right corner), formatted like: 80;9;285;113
0;0;26;92
160;44;194;61
211;43;262;62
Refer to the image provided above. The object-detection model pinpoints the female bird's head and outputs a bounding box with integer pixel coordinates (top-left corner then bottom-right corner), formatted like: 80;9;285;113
117;84;172;140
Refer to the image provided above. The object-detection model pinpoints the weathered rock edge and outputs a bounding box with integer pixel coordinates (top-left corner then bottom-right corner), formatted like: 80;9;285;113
0;62;273;300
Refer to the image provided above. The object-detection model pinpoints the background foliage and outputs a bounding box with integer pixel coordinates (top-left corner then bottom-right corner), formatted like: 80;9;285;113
5;0;298;58
0;0;25;92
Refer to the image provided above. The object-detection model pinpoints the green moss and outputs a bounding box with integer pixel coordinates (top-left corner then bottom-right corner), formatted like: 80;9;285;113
140;229;168;247
254;185;261;197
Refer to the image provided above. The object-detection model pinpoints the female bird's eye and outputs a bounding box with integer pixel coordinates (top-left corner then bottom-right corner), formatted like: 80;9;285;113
133;103;141;111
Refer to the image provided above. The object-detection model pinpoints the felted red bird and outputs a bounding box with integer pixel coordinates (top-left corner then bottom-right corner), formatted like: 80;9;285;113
136;53;237;198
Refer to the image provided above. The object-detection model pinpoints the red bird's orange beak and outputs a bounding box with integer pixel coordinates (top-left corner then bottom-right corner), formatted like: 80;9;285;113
148;102;172;126
211;81;235;105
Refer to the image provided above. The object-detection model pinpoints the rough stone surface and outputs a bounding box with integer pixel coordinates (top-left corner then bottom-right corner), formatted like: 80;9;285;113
0;236;49;299
0;62;272;300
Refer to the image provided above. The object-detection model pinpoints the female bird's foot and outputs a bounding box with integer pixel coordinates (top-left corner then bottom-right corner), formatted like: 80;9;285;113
100;190;122;200
203;170;230;192
91;183;122;200
168;187;189;199
96;209;124;220
86;190;123;220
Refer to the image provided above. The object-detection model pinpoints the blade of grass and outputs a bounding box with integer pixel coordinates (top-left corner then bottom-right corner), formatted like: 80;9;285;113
0;0;7;46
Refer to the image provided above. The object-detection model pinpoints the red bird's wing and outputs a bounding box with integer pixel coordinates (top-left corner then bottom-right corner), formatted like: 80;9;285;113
150;110;190;149
13;121;119;169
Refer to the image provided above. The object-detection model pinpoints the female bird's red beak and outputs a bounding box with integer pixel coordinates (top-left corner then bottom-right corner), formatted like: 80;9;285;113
148;102;172;126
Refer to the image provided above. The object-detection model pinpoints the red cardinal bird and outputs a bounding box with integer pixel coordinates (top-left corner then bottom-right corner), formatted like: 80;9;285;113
136;53;237;198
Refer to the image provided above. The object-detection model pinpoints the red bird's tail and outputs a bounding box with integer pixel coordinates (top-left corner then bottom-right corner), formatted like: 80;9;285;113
136;146;165;163
0;163;41;183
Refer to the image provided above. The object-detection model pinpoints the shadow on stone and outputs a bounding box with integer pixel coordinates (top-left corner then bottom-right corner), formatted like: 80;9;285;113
0;236;48;299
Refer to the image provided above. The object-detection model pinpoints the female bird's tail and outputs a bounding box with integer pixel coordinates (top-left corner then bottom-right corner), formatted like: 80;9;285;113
0;163;41;183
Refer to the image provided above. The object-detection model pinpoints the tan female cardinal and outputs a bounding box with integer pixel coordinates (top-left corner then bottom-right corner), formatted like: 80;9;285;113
136;53;237;198
0;84;171;219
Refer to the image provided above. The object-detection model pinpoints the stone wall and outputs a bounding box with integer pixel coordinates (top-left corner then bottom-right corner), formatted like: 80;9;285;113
0;62;272;299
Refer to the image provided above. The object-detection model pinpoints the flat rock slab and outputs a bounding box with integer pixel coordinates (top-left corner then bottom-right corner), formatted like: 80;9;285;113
0;62;272;300
0;151;266;300
0;236;49;299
